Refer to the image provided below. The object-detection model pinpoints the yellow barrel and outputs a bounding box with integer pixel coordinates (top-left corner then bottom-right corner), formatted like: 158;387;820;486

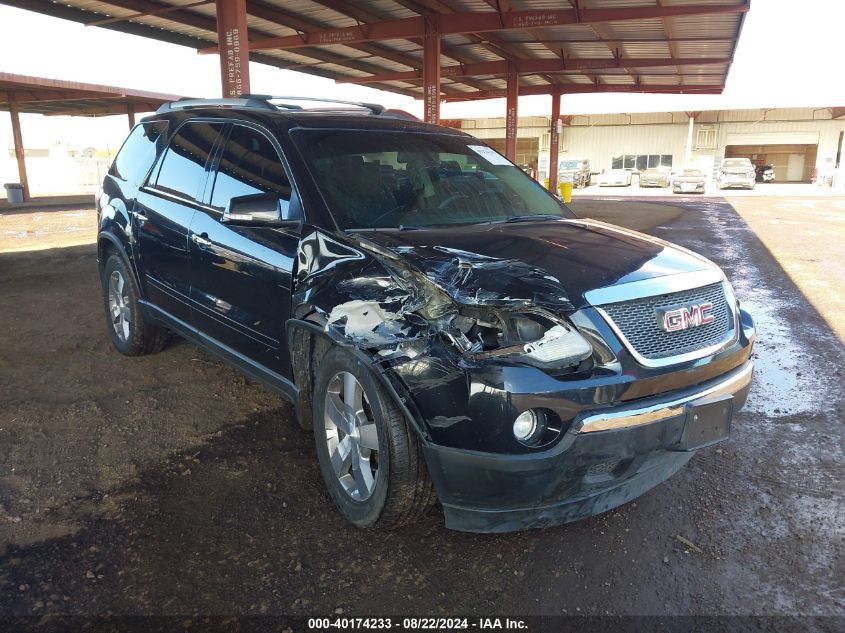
559;180;573;203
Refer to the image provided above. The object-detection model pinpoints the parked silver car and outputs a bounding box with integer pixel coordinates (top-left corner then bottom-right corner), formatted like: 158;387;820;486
672;169;706;194
639;167;671;188
717;158;756;190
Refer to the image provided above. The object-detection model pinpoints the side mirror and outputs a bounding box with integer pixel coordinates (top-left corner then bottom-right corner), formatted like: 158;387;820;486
222;193;300;228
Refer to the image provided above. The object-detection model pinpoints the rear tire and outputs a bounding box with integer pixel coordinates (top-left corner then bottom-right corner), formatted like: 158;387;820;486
312;345;436;529
101;254;167;356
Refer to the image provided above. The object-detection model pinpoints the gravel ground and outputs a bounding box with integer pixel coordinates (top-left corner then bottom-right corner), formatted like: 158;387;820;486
0;198;842;622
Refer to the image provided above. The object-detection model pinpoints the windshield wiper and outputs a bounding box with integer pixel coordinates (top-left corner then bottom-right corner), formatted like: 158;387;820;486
501;214;563;224
349;224;424;232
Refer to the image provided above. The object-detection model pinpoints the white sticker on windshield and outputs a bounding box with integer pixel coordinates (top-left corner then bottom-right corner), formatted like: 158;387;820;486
467;145;512;166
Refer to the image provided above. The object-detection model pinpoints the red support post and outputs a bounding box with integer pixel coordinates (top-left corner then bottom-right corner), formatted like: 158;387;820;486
505;65;518;161
215;0;250;97
548;92;561;193
127;105;136;129
423;15;440;125
9;99;30;202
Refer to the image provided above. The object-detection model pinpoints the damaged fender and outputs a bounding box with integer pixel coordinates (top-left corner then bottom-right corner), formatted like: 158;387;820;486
287;229;593;445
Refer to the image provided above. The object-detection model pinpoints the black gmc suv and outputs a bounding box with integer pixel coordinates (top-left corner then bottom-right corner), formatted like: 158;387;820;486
97;96;756;533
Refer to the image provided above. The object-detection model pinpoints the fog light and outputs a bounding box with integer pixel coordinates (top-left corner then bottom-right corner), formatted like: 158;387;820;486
513;409;546;445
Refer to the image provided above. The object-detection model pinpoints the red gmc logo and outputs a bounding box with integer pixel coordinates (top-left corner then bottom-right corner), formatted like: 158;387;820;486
658;302;715;332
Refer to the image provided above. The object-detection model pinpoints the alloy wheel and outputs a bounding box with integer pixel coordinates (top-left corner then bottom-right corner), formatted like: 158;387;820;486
108;270;131;341
323;371;380;501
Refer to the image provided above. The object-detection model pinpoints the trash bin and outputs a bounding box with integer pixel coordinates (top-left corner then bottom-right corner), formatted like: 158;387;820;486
3;183;24;204
558;174;574;203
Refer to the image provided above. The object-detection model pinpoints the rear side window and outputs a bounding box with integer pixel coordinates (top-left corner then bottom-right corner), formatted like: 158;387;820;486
154;121;224;202
109;121;168;186
210;124;296;217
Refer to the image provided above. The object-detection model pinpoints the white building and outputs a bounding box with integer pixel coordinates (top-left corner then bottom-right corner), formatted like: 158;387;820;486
443;107;845;184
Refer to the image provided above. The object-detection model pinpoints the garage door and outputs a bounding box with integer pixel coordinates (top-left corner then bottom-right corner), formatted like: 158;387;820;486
725;137;819;182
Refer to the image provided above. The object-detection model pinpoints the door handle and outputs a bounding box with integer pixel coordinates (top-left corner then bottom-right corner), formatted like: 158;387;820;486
191;233;212;249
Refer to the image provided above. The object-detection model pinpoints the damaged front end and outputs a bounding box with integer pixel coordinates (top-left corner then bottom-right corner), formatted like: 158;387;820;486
288;227;755;533
293;231;594;370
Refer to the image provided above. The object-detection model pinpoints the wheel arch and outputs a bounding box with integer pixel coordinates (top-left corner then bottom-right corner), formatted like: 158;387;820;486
97;232;143;290
285;319;431;443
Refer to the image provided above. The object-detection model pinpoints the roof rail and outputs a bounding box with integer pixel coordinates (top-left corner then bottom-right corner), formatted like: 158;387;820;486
155;97;276;113
241;94;385;115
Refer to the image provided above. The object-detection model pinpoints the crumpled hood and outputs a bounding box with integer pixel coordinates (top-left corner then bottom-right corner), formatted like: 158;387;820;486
674;175;705;183
355;219;716;310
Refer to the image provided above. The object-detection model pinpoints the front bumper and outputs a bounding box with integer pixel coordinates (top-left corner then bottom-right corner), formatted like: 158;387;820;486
719;177;755;188
423;361;753;532
673;182;705;193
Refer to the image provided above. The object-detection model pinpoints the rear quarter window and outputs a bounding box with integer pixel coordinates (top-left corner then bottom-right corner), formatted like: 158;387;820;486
109;121;168;186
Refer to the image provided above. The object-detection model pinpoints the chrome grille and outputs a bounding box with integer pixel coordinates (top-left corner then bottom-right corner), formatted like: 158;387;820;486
599;283;732;360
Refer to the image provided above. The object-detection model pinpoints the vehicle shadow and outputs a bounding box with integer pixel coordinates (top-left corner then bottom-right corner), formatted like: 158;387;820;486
1;200;843;618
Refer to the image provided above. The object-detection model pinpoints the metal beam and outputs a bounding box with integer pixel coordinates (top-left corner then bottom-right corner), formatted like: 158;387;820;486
8;99;30;202
442;83;724;101
40;105;164;116
335;57;730;84
197;4;748;53
505;66;518;161
390;0;541;90
245;0;489;93
391;0;529;93
85;0;213;27
423;17;440;125
87;0;218;32
549;93;560;193
478;36;737;46
216;0;250;97
0;0;422;99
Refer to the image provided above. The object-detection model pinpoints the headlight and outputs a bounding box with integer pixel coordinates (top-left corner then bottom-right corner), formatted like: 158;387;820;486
454;308;593;368
522;324;592;364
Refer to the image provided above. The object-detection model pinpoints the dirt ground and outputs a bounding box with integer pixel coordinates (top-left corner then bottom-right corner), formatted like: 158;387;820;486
0;197;843;623
0;205;97;254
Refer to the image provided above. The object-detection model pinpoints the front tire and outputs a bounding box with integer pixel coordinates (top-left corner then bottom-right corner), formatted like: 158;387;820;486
313;345;435;529
101;254;167;356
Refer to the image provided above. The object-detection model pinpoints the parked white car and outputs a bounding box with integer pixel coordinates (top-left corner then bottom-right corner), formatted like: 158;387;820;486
599;169;632;187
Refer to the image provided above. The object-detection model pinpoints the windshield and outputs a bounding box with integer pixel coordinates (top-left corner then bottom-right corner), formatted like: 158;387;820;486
680;170;703;177
292;129;571;230
723;159;751;168
559;160;584;170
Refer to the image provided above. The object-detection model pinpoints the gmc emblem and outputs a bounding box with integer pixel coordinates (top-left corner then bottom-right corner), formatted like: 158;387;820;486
656;302;715;332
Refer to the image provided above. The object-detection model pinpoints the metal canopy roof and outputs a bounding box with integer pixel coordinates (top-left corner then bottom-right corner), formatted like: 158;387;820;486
0;72;182;116
4;0;749;100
